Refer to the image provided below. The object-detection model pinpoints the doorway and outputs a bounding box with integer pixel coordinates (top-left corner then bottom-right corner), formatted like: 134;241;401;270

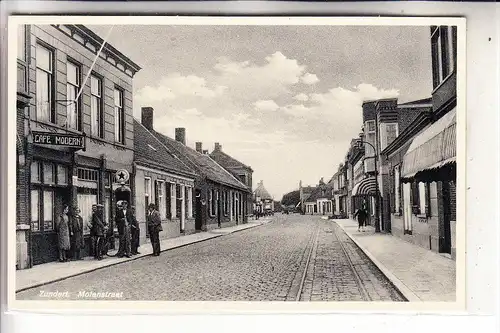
195;189;202;230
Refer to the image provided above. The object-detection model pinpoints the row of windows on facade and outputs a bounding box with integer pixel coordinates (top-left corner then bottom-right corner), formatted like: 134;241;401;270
392;165;432;218
18;26;126;144
143;178;193;221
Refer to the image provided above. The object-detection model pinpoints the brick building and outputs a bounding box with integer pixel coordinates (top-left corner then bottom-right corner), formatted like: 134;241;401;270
145;116;251;231
387;25;457;259
209;143;253;217
134;108;198;244
16;25;141;268
331;164;348;218
298;180;315;214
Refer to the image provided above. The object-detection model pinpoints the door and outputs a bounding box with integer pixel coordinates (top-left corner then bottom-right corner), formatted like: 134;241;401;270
441;181;452;254
403;183;412;233
195;189;202;230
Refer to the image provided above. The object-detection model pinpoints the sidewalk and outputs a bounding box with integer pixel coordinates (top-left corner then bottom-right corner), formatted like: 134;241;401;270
335;219;456;302
16;218;274;293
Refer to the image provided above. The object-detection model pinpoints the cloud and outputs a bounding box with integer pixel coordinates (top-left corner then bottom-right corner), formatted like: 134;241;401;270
135;73;227;104
211;51;308;101
254;100;280;112
301;73;319;85
294;93;309;102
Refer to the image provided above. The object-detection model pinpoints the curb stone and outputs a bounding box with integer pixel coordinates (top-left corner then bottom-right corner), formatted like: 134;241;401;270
16;219;274;293
334;220;422;302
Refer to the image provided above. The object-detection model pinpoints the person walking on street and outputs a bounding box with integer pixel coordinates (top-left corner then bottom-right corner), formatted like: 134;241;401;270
146;203;162;256
116;200;133;258
55;205;71;262
70;207;85;260
90;204;106;260
130;205;140;255
354;206;368;232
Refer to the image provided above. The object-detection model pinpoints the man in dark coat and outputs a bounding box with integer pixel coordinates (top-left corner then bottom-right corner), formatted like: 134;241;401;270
146;203;162;256
115;200;133;258
70;207;85;260
90;204;106;260
353;206;369;232
130;205;140;255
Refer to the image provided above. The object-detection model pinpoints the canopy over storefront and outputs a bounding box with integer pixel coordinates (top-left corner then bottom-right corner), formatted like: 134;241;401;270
402;108;456;179
351;177;377;196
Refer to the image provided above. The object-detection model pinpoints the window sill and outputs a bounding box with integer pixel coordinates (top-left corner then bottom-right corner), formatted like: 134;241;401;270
431;71;455;94
416;214;428;219
88;136;129;150
30;119;83;135
393;212;401;217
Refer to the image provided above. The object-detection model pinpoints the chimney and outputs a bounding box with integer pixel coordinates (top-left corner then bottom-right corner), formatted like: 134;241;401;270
175;128;186;145
195;142;203;153
141;107;154;131
202;150;209;154
214;142;222;151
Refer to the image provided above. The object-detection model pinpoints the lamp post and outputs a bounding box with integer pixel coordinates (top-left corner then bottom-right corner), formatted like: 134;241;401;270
357;135;381;233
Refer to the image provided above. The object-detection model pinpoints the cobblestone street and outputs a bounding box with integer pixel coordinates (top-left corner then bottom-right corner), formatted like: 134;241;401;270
17;215;405;302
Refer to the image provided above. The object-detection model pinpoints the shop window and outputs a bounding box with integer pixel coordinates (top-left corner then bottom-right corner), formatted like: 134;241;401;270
77;192;97;235
43;190;54;230
66;61;81;130
30;190;39;231
77;167;98;181
36;43;54;123
57;165;68;185
43;162;55;184
31;161;40;183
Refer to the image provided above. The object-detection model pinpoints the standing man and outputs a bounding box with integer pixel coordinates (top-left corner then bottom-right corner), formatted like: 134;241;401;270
130;205;140;255
116;200;133;258
354;206;368;232
146;203;162;256
70;206;85;260
91;204;106;260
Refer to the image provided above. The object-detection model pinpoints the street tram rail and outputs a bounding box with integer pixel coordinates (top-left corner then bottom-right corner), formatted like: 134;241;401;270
332;223;372;301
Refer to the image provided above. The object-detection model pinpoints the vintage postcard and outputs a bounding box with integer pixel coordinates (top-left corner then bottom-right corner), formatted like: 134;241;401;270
7;16;466;312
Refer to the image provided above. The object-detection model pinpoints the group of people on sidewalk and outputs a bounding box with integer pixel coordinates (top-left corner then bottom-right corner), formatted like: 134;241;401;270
54;200;164;262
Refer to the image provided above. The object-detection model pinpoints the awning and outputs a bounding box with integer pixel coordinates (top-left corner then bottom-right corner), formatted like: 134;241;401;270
402;108;456;178
351;177;377;196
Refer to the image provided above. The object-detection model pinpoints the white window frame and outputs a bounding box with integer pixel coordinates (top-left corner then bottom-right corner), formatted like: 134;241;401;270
114;88;125;144
170;183;176;219
90;75;102;138
156;180;166;219
186;186;193;218
418;182;426;215
394;165;401;213
66;61;80;130
36;43;53;123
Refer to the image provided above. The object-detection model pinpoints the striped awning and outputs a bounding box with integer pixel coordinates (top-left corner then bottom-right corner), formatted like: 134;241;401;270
402;108;456;178
351;177;377;196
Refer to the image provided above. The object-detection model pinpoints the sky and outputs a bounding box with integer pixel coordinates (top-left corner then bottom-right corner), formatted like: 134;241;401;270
88;24;433;199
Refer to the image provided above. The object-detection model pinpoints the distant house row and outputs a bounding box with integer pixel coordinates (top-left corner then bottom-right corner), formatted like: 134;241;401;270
299;26;457;260
15;24;256;269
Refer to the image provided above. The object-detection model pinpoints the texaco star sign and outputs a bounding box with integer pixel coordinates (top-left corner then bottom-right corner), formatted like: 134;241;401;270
115;169;130;184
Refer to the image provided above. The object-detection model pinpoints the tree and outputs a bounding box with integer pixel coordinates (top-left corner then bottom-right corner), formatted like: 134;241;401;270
281;190;300;207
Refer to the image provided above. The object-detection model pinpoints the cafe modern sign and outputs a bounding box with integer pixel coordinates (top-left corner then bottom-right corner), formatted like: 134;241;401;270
32;131;85;149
